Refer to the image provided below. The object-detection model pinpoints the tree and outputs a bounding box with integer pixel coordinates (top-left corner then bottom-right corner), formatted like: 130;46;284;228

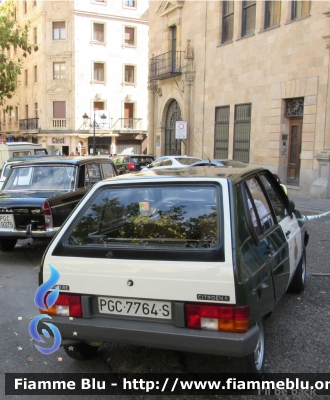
0;0;38;105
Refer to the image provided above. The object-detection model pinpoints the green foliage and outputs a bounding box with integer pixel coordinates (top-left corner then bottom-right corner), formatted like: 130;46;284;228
0;0;38;104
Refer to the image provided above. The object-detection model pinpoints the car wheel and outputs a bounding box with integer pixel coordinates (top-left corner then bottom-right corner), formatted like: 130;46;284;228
241;318;266;373
227;318;266;373
0;238;17;251
63;342;99;361
287;248;306;294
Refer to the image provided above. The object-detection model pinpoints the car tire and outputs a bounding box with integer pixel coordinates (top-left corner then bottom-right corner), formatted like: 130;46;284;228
241;318;266;373
0;238;17;251
227;318;266;373
287;248;306;294
63;342;99;361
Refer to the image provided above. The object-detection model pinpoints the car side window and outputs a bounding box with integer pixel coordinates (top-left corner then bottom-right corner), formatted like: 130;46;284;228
161;158;172;166
101;163;116;179
258;174;287;221
85;163;101;187
244;177;275;236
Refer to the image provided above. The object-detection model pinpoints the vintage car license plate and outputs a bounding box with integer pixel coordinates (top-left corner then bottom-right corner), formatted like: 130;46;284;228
98;296;171;319
0;214;15;228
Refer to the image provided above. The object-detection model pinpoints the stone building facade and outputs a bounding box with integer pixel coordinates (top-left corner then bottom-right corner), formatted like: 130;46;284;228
148;0;330;198
0;0;149;157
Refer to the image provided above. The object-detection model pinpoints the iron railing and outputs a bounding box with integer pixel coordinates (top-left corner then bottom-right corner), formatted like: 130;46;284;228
19;118;39;130
111;118;142;130
149;51;184;80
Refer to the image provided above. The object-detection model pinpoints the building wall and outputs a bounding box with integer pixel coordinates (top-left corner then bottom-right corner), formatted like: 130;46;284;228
1;0;149;157
148;0;330;196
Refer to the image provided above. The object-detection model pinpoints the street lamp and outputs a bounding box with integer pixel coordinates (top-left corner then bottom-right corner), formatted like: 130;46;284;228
82;112;98;156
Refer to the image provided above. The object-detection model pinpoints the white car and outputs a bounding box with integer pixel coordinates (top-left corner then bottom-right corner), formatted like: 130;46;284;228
144;155;202;169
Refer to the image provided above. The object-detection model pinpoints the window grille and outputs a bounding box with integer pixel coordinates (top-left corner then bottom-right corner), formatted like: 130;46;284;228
214;106;229;159
233;103;251;163
285;98;304;117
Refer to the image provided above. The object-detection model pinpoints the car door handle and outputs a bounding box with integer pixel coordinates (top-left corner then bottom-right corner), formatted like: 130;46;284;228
285;230;291;238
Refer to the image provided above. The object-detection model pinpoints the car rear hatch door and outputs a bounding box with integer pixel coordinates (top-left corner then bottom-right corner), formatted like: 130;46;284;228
42;177;237;328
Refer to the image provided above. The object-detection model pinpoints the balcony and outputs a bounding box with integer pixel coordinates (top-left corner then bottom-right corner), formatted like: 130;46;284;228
149;51;184;81
19;118;39;131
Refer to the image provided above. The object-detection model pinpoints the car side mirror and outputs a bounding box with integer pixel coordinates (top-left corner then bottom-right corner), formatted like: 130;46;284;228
288;199;295;218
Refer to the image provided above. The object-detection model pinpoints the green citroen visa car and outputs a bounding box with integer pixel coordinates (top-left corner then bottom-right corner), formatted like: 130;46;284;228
38;166;309;372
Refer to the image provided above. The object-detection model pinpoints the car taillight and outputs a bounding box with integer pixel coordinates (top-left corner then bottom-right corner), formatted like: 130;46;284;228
43;200;53;228
40;292;82;317
185;304;249;332
128;162;136;171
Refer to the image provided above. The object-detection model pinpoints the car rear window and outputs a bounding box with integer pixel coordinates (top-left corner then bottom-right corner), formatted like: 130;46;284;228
65;185;220;250
4;165;76;190
131;156;154;165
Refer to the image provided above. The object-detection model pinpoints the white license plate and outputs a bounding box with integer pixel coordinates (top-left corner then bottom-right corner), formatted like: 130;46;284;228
0;214;15;228
98;296;172;319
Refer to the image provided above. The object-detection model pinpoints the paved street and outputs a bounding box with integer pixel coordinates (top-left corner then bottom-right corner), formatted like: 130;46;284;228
0;193;330;399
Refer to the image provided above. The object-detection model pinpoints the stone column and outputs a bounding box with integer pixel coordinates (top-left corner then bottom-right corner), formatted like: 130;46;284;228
147;81;157;155
310;151;330;198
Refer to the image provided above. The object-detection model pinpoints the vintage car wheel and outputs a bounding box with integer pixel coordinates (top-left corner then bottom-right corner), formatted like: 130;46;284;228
0;238;17;251
63;342;99;361
287;248;306;294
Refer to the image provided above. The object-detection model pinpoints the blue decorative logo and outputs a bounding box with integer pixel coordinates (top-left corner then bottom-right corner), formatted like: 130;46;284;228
29;265;62;355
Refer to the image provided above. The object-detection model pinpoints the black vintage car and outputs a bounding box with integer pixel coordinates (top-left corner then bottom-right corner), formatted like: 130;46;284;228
0;156;117;251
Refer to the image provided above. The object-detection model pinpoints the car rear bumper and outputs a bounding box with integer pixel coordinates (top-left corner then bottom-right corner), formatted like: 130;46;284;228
0;226;59;239
45;316;259;358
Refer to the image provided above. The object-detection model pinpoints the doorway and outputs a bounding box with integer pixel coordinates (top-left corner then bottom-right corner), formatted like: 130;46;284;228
165;99;182;156
287;118;302;186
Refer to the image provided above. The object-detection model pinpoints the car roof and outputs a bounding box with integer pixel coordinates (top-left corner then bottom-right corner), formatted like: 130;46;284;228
102;165;270;185
9;156;114;167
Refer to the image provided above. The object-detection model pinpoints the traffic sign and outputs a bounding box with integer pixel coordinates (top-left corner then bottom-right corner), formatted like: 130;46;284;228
175;120;188;139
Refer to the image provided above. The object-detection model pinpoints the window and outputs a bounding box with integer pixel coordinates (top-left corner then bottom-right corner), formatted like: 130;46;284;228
124;27;135;45
34;27;37;44
94;63;105;82
15;107;18;122
53;101;66;118
214;106;229;159
53;22;66;40
53;62;66;80
25;70;28;86
93;23;104;42
124;65;135;83
25;105;29;119
101;163;116;179
3;110;5;123
64;185;219;250
125;0;136;7
258;175;287;221
34;66;37;83
244;178;274;236
242;1;256;37
233;103;251;163
265;1;281;28
94;101;106;110
292;0;310;20
222;1;234;43
24;1;27;14
35;103;38;118
33;1;37;7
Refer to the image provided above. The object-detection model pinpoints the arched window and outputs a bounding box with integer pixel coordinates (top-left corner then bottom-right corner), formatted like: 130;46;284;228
165;100;181;155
